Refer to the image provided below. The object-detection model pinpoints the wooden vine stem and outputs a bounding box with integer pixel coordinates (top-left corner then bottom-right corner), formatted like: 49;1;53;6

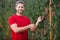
49;0;52;40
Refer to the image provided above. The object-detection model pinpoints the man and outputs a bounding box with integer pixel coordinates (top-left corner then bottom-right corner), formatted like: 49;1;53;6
8;1;42;40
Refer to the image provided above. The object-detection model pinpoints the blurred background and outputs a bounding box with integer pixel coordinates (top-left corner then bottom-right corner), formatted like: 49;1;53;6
0;0;60;40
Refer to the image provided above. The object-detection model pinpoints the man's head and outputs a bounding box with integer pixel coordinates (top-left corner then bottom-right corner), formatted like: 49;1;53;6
15;1;25;14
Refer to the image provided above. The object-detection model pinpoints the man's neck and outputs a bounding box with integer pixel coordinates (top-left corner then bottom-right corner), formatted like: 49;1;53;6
16;12;23;16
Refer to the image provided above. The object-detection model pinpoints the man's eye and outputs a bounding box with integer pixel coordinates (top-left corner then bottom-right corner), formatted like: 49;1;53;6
21;7;24;8
18;7;24;8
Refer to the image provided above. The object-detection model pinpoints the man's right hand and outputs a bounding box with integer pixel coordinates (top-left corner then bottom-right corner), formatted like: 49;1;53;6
28;24;35;29
28;24;37;32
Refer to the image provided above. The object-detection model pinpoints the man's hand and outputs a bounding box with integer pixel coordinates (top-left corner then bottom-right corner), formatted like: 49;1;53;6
36;16;43;26
28;24;35;29
29;24;37;32
37;16;42;22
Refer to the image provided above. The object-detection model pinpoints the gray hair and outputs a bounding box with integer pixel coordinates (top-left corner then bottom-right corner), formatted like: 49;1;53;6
15;1;24;6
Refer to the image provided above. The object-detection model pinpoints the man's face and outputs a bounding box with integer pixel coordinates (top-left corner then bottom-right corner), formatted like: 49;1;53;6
15;3;25;14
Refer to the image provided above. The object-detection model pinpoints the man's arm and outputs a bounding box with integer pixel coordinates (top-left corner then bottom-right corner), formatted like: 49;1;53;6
10;23;34;33
30;16;43;32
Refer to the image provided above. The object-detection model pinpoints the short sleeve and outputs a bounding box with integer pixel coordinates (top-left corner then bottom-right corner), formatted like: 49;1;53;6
8;17;16;25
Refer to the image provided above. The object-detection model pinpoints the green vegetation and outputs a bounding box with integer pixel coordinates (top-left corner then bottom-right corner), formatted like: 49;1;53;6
0;0;60;40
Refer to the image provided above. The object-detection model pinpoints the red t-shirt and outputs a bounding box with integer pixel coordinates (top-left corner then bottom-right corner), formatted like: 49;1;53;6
8;14;31;40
